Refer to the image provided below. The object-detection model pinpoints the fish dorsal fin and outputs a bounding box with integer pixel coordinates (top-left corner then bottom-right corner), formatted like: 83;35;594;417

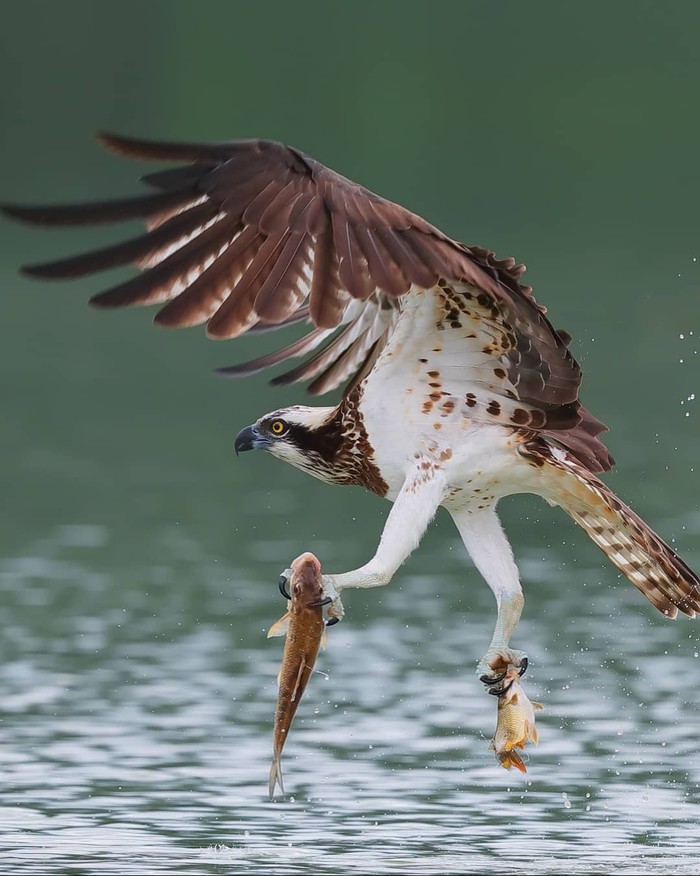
267;612;291;638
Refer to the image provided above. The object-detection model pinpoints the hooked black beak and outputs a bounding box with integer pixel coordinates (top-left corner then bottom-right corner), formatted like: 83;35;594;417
234;424;265;455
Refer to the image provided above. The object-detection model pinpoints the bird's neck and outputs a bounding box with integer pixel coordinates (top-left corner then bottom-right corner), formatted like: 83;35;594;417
290;390;388;496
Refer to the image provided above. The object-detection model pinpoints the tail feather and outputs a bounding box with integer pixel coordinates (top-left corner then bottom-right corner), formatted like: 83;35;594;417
525;442;700;618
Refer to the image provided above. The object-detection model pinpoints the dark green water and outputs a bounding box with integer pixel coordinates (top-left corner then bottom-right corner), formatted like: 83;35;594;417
2;3;699;873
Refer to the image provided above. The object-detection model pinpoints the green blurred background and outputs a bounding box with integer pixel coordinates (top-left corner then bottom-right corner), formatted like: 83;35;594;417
1;0;698;587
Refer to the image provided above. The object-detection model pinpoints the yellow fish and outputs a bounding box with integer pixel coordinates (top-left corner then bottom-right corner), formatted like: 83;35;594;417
490;667;543;773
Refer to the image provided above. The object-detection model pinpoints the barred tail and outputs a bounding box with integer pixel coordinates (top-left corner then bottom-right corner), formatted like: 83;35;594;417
526;444;700;618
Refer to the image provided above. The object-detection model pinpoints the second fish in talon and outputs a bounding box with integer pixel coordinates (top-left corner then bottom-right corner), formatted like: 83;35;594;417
490;668;543;773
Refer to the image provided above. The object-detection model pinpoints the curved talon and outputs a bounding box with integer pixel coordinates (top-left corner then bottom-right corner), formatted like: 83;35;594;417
488;678;516;698
308;595;332;608
480;670;508;686
321;574;345;623
278;574;291;600
518;657;528;677
325;616;340;627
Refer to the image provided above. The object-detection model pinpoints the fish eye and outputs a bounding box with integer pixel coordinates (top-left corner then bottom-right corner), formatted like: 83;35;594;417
269;419;288;436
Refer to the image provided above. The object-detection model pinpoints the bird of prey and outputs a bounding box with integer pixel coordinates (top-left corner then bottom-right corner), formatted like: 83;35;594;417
4;133;699;687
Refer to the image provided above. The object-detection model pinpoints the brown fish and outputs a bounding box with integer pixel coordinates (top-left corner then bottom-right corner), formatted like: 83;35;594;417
490;667;543;773
267;551;334;799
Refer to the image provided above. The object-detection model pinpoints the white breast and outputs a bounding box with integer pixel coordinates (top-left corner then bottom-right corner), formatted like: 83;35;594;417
358;285;538;503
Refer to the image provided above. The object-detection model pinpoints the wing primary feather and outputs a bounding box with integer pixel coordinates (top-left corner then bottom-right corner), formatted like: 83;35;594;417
97;131;232;162
140;165;212;191
1;186;198;227
90;212;237;308
21;201;220;279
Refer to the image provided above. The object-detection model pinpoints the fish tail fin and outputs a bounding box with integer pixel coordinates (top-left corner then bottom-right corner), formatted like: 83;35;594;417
496;749;528;773
269;754;285;799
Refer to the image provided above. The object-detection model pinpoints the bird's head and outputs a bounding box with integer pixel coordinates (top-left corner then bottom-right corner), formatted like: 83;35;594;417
234;405;341;481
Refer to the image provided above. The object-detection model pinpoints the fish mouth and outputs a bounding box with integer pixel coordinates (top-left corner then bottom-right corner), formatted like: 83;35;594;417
234;424;269;455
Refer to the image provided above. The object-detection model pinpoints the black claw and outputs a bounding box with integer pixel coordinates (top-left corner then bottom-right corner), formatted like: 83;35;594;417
480;670;507;686
278;574;291;600
325;616;340;627
488;678;516;698
518;657;529;677
308;595;333;608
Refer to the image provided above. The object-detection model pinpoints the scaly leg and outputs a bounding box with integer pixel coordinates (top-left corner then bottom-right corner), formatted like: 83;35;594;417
448;504;527;690
317;465;448;619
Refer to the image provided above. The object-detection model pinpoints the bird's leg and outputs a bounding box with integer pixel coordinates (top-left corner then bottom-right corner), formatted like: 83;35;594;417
320;465;447;620
448;505;528;690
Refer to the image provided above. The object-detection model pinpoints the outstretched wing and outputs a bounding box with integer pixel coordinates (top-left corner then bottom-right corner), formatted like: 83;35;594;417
2;133;610;469
4;133;476;335
2;135;553;372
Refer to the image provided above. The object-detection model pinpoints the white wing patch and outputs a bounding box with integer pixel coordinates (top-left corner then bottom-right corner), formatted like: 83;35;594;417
362;282;550;432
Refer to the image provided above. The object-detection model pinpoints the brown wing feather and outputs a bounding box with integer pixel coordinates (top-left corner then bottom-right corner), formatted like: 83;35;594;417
5;133;512;319
3;186;197;227
2;132;607;469
22;200;220;279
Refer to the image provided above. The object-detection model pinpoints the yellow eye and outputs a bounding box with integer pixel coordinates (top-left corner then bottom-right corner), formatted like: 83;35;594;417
270;419;287;436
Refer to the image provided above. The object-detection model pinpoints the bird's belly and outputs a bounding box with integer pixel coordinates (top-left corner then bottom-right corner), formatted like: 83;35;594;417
440;424;536;510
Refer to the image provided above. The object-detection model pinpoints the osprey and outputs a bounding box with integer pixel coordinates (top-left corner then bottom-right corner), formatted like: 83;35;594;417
5;133;699;688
